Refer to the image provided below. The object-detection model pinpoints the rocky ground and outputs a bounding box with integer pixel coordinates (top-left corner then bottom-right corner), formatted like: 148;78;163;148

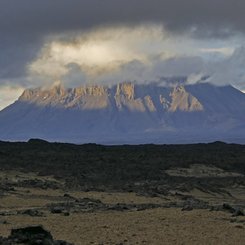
0;168;244;245
0;141;245;244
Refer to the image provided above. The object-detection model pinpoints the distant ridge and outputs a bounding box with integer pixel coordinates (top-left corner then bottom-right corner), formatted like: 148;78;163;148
0;82;245;144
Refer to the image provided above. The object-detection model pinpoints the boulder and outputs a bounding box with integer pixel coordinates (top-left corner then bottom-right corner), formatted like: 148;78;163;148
0;225;73;245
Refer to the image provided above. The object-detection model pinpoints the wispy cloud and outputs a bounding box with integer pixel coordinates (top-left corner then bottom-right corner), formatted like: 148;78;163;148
199;47;235;56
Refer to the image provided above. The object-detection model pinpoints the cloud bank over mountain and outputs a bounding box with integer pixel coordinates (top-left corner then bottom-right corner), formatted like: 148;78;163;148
1;0;245;109
27;26;245;91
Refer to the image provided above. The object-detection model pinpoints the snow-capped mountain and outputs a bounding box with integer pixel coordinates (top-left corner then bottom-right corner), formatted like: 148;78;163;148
0;82;245;144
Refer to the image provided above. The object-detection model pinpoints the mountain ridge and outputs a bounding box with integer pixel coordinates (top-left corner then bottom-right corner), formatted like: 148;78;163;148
18;82;205;112
0;82;245;144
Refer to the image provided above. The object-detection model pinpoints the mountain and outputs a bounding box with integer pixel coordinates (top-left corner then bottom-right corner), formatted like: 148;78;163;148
0;82;245;144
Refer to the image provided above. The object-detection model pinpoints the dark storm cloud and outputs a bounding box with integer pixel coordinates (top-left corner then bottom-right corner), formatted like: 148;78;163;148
0;35;42;79
1;0;245;36
0;0;245;83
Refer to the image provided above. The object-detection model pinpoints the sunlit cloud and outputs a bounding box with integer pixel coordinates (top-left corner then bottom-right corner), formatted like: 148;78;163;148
30;24;224;86
29;25;173;81
199;47;235;56
28;24;245;89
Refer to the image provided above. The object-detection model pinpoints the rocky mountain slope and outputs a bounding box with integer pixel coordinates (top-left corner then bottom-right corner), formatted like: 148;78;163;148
0;82;244;143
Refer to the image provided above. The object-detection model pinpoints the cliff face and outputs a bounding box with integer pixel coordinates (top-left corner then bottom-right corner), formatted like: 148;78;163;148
1;82;245;144
19;82;204;113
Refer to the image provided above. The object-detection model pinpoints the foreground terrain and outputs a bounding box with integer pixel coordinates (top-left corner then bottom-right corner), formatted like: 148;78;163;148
0;140;245;244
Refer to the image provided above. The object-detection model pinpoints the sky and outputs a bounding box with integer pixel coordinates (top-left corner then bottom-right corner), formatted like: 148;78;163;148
1;0;245;110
